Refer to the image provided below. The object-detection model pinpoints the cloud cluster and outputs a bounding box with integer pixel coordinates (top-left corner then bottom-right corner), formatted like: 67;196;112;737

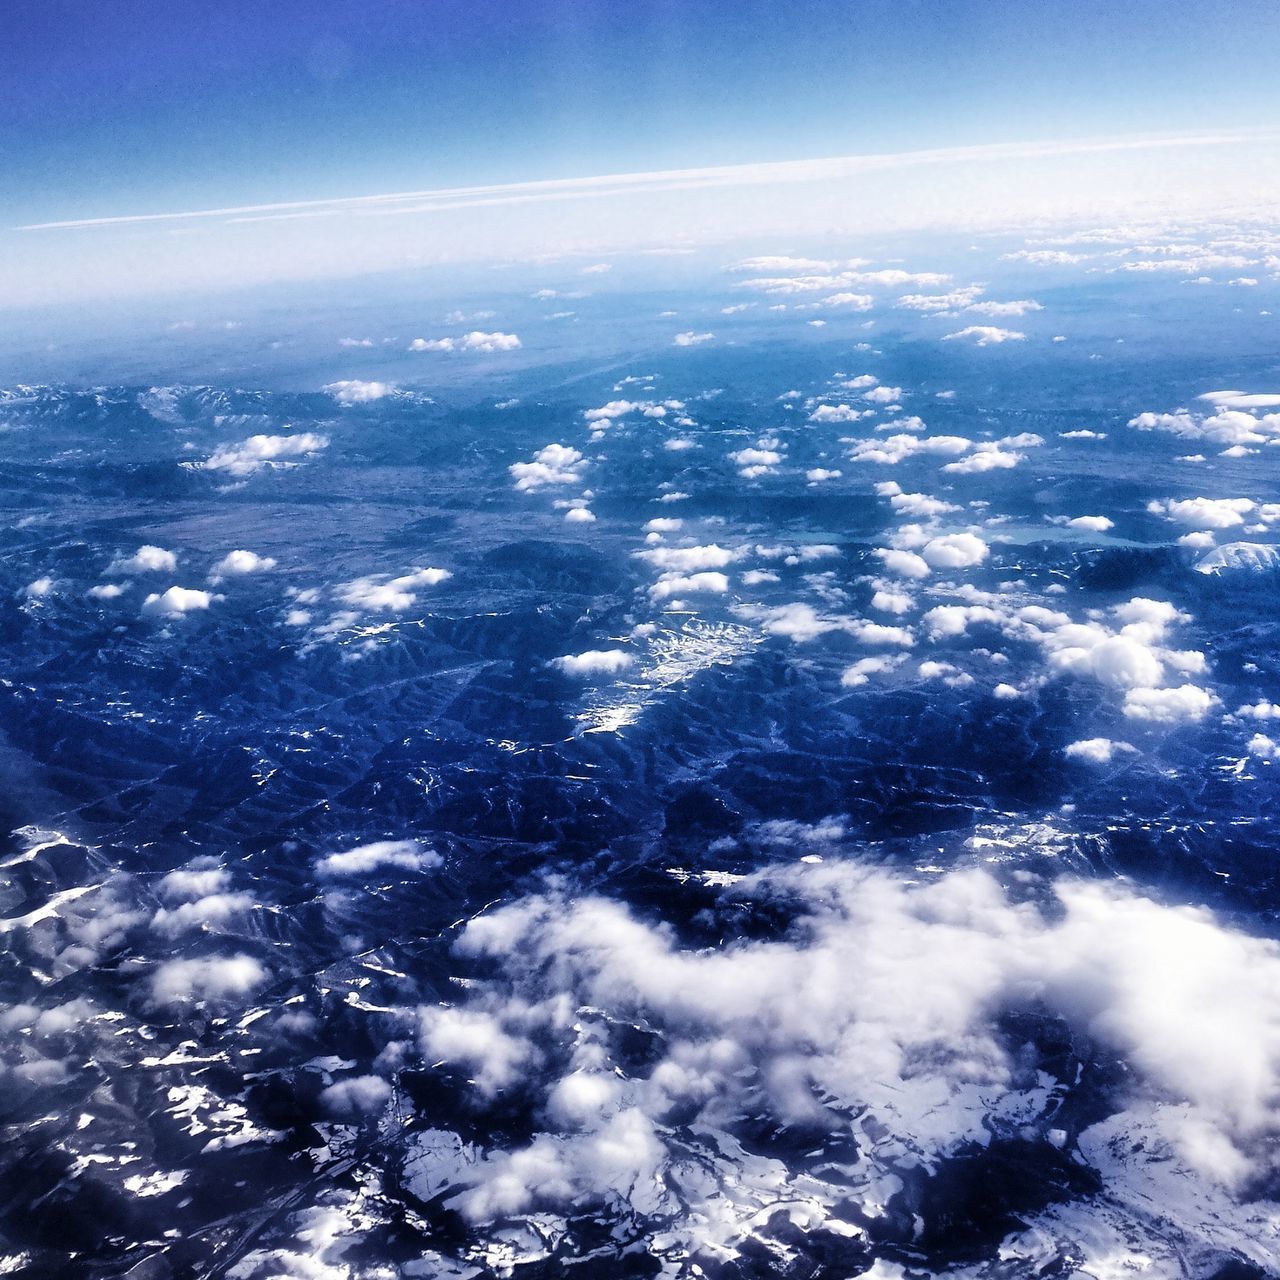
510;443;587;491
411;857;1280;1243
1130;406;1280;448
411;331;521;353
1148;496;1279;532
917;592;1214;724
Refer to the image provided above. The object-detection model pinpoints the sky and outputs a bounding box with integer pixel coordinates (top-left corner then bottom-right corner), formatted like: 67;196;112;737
3;0;1280;306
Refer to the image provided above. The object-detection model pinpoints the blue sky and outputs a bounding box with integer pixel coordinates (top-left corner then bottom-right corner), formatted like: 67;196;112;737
6;0;1278;223
3;1;1279;304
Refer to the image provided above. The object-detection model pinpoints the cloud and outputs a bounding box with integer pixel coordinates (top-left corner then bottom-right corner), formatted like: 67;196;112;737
1065;515;1114;532
649;572;729;600
964;299;1043;317
818;291;873;310
418;1006;531;1097
1123;683;1216;723
921;532;989;568
325;379;392;403
1065;737;1136;763
141;586;215;618
1129;408;1280;446
638;544;738;572
315;839;440;878
584;400;645;421
110;545;177;574
1147;497;1259;529
942;446;1023;473
727;446;782;477
200;433;328;477
941;325;1027;346
852;620;914;647
334;567;451;612
159;862;231;902
673;331;714;347
411;332;521;353
151;892;254;939
841;654;904;685
808;404;872;423
848;433;973;464
897;287;985;312
462;330;521;352
861;385;903;404
1001;249;1091;265
416;855;1280;1242
737;603;844;642
1198;390;1280;410
888;491;959;518
320;1076;394;1118
210;549;276;580
730;256;839;273
510;444;587;491
1236;699;1280;720
876;548;932;579
552;650;635;677
737;268;950;295
149;954;267;1008
25;135;1263;237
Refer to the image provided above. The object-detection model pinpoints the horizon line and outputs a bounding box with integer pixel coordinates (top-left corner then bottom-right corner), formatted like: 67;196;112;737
17;128;1276;233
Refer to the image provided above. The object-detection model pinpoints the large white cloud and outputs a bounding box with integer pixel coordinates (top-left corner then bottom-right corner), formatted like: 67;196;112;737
335;567;451;612
210;549;276;580
1123;683;1216;723
649;571;729;601
921;532;989;568
141;586;215;618
200;433;328;477
149;954;267;1008
315;839;440;878
849;433;973;464
510;443;587;491
1130;408;1280;446
638;544;738;572
552;650;635;677
942;445;1023;473
325;379;393;403
1147;497;1262;530
412;856;1280;1244
110;545;177;574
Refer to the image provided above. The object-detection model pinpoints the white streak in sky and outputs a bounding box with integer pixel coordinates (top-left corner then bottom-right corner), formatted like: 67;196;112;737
17;130;1274;232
